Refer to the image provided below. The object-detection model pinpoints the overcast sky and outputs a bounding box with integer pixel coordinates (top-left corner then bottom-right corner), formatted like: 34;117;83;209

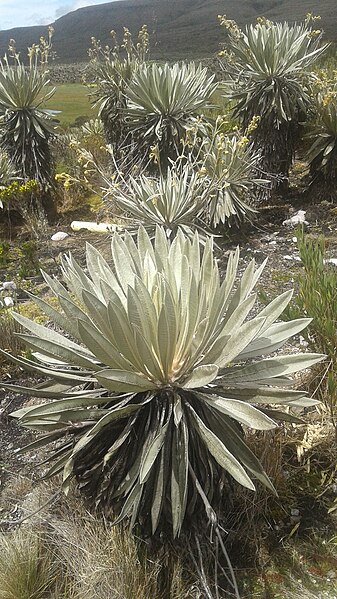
0;0;122;31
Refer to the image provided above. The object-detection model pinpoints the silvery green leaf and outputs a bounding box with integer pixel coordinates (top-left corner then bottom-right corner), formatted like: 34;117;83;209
208;386;309;406
217;316;266;367
12;395;110;419
78;319;133;371
97;369;157;392
200;393;277;430
12;312;93;356
0;349;94;384
221;353;325;383
24;291;79;340
17;333;99;370
2;382;101;399
107;300;145;370
239;318;312;359
255;290;293;333
182;364;219;388
85;242;114;289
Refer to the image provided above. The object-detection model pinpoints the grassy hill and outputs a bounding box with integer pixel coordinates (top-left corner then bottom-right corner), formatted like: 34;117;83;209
0;0;335;63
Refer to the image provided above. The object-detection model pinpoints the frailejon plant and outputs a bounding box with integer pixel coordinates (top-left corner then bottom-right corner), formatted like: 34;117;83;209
2;227;322;538
124;62;218;166
200;129;269;227
89;26;149;150
219;18;327;197
109;164;208;238
307;84;337;199
0;58;57;188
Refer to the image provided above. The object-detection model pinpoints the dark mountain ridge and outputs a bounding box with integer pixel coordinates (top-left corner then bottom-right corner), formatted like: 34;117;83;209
0;0;335;63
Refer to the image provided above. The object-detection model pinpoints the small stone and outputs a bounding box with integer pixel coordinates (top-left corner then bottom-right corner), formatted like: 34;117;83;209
283;210;308;226
51;231;69;241
283;255;301;262
299;336;309;347
3;296;14;307
291;508;300;516
2;281;16;290
324;258;337;266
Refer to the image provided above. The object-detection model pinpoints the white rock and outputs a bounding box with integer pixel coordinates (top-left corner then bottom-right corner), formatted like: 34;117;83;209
3;296;14;307
283;210;308;226
324;258;337;266
2;281;16;290
283;255;301;262
299;336;309;348
51;231;69;241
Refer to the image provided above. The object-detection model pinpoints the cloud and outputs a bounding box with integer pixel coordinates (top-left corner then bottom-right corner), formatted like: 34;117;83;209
0;0;122;31
68;0;117;12
55;5;72;19
28;13;53;26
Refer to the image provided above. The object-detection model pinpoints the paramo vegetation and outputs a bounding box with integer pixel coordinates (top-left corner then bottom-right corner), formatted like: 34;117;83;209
0;14;336;599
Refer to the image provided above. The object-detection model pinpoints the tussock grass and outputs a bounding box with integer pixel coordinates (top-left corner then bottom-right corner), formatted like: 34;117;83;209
0;482;202;598
0;465;336;599
47;494;203;599
0;529;55;599
49;514;162;599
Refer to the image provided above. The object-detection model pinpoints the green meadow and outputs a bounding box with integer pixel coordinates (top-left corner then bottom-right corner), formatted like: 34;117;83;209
47;83;98;126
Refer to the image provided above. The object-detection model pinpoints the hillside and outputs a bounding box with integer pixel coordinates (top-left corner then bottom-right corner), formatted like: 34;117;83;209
0;0;335;63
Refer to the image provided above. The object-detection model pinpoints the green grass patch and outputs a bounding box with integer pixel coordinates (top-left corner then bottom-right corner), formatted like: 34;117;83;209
46;83;97;127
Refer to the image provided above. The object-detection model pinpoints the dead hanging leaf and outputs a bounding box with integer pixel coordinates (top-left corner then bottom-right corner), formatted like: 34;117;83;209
288;521;301;538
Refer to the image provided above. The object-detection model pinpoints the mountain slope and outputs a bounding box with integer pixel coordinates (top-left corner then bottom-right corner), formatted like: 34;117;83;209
0;0;335;63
